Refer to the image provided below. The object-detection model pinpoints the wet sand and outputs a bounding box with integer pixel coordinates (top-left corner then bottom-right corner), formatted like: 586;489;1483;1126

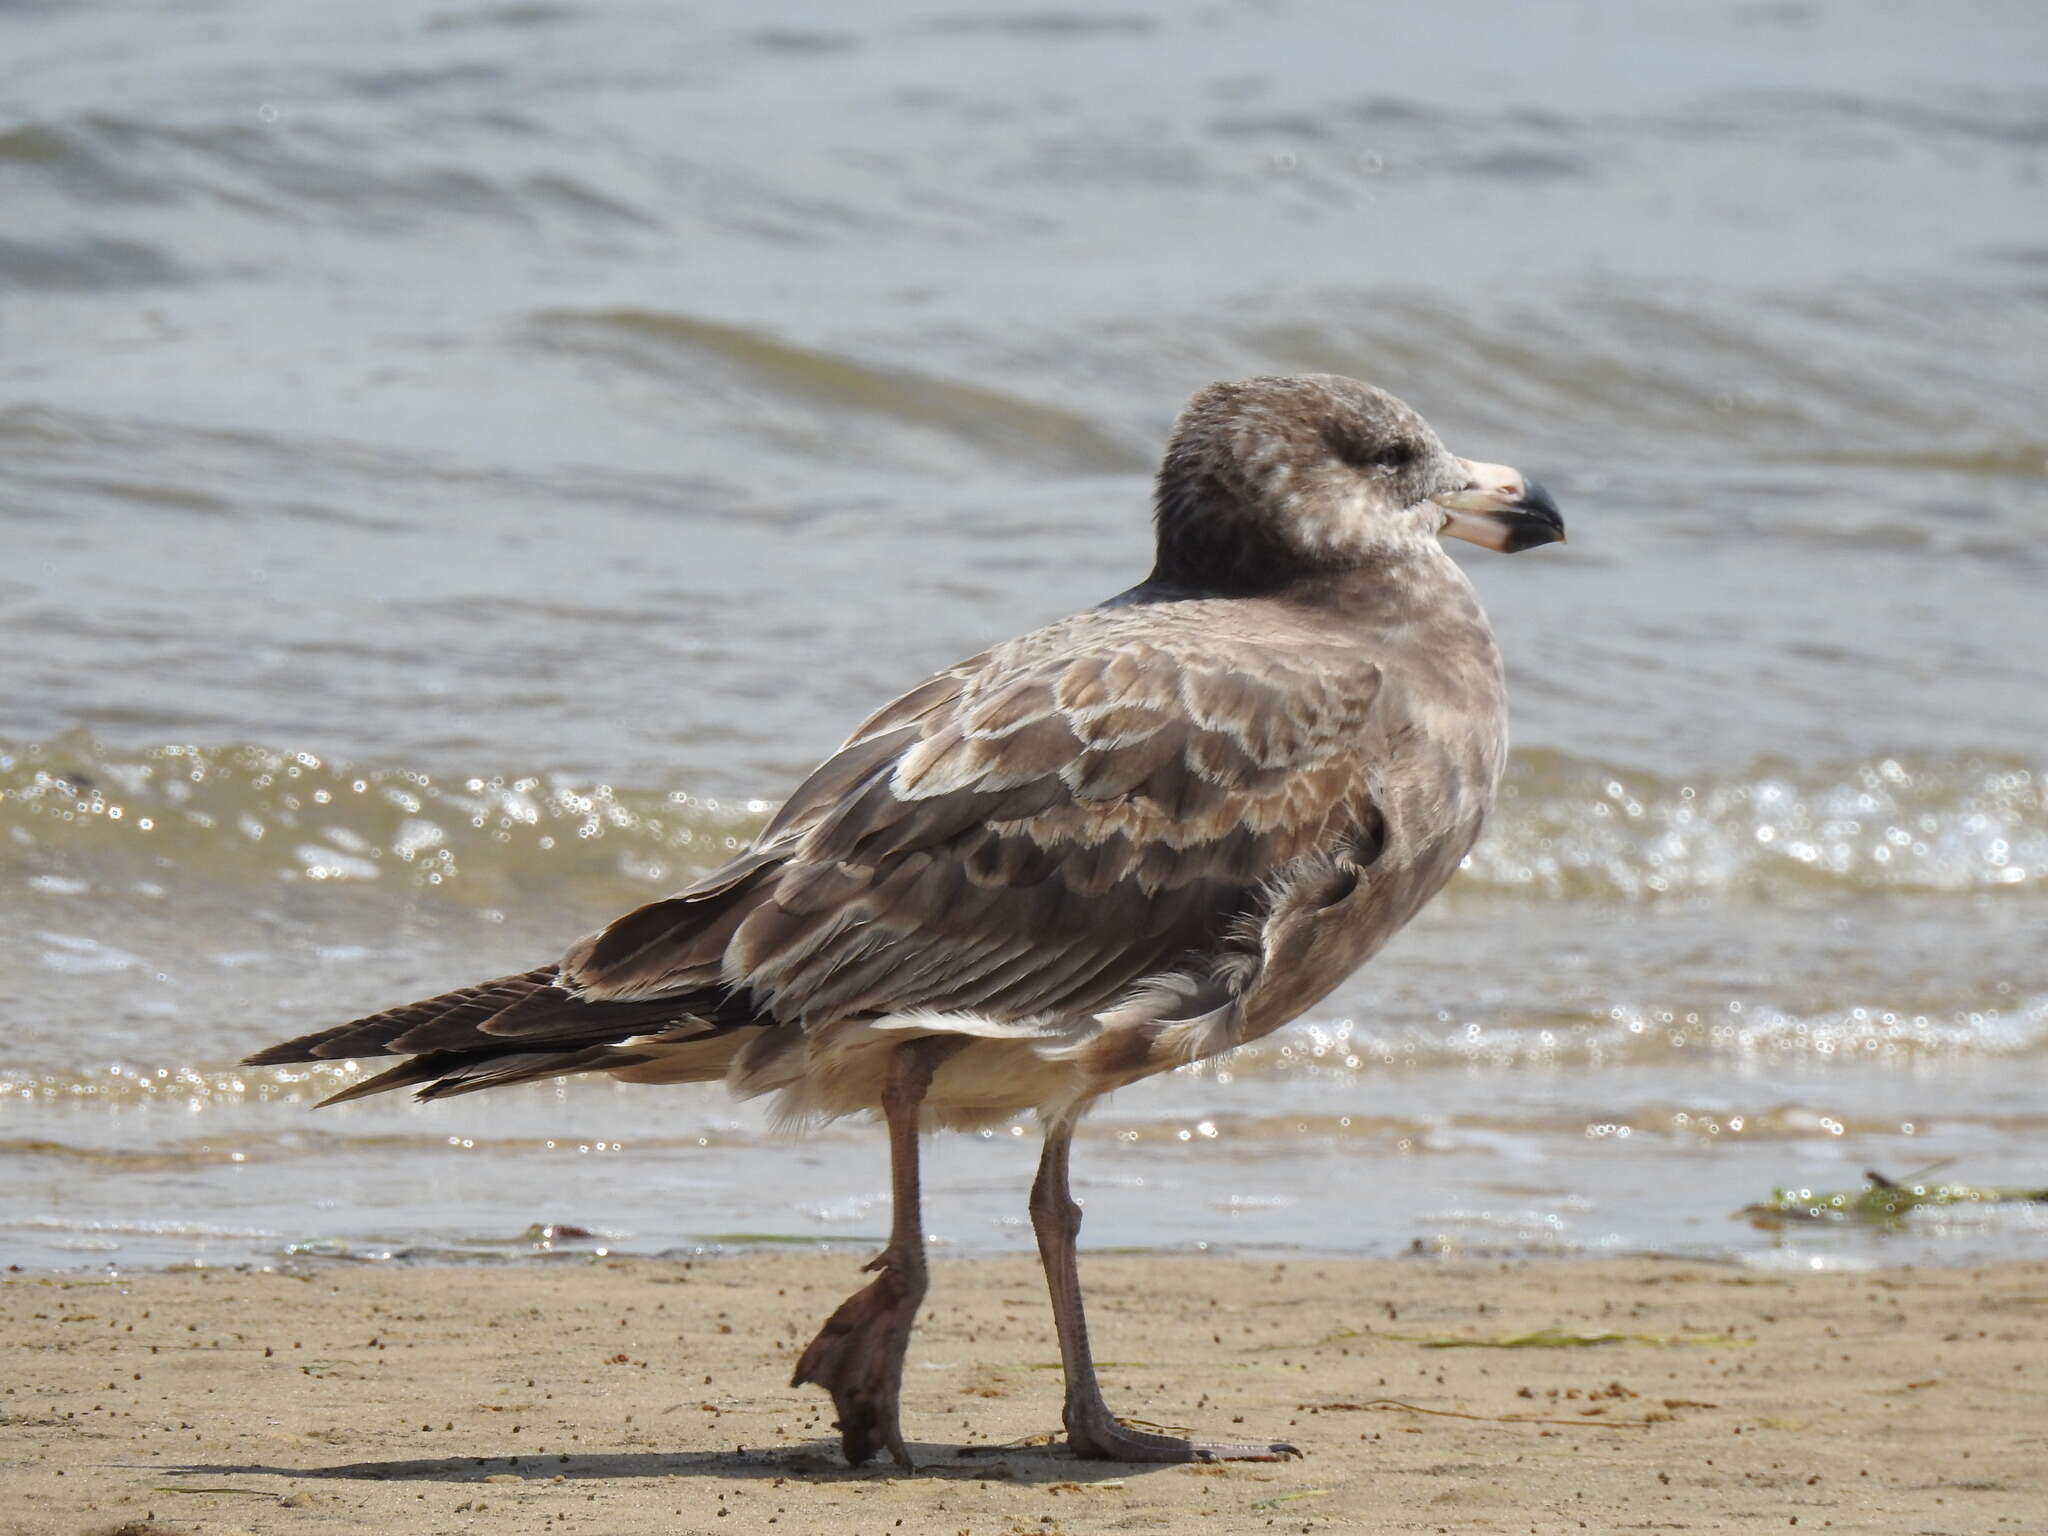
4;1253;2043;1535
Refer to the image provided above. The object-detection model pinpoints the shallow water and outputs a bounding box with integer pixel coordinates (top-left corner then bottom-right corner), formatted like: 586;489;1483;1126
4;0;2046;1273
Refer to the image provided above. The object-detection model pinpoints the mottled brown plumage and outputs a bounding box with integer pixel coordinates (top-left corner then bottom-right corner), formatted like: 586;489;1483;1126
246;372;1564;1468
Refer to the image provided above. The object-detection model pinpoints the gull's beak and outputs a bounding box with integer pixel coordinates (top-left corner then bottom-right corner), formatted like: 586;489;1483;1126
1431;459;1566;553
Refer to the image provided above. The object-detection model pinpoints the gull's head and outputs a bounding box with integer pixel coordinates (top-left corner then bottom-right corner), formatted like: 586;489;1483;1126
1150;373;1563;592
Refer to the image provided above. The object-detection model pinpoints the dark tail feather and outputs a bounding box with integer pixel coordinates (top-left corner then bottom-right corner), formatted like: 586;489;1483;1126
244;860;785;1103
411;1044;659;1101
245;966;716;1069
314;1043;663;1107
244;967;558;1065
249;962;750;1108
315;1050;477;1106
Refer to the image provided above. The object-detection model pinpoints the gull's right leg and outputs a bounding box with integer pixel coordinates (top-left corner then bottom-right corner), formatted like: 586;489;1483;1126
1029;1112;1301;1463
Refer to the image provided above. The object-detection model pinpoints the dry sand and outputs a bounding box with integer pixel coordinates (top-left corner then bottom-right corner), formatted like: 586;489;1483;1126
2;1252;2042;1535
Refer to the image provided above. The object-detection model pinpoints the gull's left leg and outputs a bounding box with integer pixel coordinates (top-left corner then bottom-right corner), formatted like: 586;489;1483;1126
792;1040;950;1468
1030;1111;1301;1464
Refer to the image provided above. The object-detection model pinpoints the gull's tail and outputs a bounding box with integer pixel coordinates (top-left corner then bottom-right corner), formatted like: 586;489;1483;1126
242;964;745;1106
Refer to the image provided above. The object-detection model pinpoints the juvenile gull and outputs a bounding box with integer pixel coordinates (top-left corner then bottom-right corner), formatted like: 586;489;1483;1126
247;373;1564;1466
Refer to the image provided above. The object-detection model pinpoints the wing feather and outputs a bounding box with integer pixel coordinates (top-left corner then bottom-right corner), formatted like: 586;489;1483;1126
570;602;1386;1029
248;601;1389;1098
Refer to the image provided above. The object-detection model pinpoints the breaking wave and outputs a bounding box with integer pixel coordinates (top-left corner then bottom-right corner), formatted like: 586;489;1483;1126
6;734;2041;911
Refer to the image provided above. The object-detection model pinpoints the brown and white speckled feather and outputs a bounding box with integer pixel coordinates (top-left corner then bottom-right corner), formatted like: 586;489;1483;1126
247;373;1556;1131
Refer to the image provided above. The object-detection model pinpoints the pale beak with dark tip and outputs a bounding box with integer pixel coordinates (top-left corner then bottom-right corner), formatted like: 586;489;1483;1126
1431;458;1567;553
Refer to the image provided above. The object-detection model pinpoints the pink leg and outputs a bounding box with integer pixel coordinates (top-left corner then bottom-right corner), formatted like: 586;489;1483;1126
1030;1114;1301;1463
792;1042;945;1468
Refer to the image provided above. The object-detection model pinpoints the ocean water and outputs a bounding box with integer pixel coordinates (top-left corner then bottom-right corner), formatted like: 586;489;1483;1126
4;0;2045;1274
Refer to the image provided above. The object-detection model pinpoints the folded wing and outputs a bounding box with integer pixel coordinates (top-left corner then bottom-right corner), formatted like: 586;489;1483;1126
245;602;1386;1100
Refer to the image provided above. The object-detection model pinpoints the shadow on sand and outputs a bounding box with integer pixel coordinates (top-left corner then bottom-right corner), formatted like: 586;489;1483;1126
170;1438;1166;1487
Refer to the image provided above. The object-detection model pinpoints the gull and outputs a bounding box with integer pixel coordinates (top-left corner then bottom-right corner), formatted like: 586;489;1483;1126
246;373;1564;1467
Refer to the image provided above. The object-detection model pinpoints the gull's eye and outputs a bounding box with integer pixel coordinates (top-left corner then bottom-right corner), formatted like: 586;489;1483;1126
1323;425;1418;474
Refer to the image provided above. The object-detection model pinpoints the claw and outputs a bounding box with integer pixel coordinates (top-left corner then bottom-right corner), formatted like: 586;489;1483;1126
1191;1439;1303;1463
1066;1408;1305;1464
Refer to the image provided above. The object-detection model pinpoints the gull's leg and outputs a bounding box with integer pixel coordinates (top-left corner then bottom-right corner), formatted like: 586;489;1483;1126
1030;1113;1301;1464
792;1040;948;1469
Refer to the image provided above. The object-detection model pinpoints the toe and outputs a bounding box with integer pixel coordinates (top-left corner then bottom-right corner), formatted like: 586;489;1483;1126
1190;1437;1303;1463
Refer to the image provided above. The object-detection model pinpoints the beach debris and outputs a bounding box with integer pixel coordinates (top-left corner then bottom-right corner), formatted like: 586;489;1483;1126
955;1430;1065;1455
1386;1327;1751;1349
1251;1488;1332;1509
520;1223;597;1245
1331;1398;1658;1430
1740;1167;2048;1229
149;1484;272;1497
281;1238;358;1259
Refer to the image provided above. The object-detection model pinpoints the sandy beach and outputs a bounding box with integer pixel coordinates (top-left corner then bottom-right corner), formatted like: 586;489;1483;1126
4;1252;2042;1535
